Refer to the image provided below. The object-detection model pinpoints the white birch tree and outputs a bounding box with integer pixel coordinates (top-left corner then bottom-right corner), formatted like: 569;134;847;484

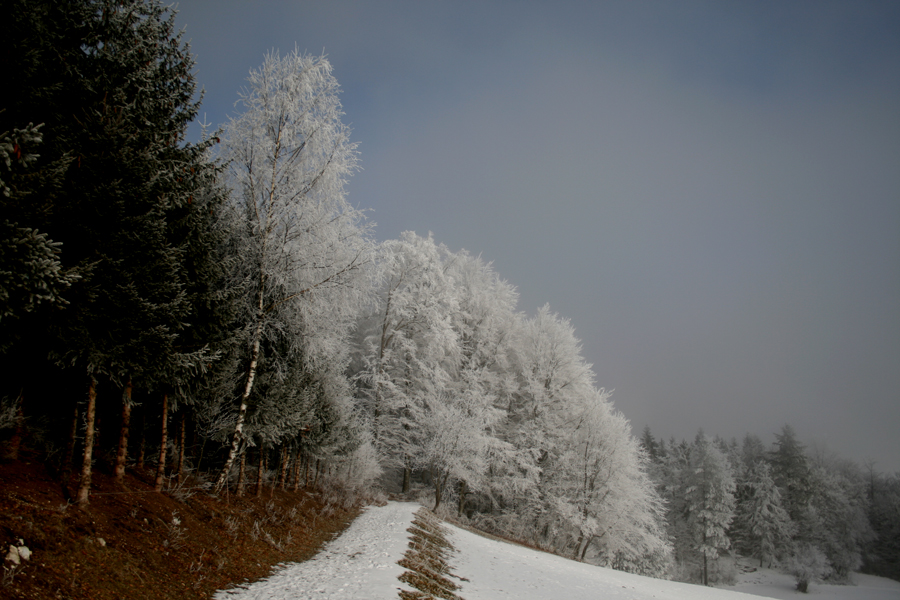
213;50;374;492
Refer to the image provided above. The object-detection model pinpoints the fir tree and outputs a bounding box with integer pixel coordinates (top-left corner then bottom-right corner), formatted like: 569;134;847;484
733;461;795;567
685;434;736;586
2;0;222;503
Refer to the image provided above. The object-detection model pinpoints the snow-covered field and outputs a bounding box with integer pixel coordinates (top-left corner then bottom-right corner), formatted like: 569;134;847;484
728;560;900;600
215;501;900;600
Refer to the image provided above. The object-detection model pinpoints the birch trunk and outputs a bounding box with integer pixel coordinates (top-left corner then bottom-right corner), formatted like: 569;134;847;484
76;375;97;506
213;325;262;493
154;393;168;492
114;377;133;483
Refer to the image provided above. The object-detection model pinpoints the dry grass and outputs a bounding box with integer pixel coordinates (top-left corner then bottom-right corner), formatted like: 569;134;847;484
0;455;360;600
397;508;465;600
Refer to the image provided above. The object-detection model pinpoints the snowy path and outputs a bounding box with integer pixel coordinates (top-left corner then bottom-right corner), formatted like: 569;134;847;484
214;502;417;600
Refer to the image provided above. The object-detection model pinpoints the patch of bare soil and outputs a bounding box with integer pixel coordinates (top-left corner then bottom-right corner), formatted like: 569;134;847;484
0;452;360;600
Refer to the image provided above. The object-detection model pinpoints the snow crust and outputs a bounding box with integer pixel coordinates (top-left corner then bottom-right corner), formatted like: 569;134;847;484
216;501;900;600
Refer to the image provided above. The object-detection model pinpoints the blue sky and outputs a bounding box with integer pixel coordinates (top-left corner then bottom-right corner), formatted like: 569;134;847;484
174;0;900;472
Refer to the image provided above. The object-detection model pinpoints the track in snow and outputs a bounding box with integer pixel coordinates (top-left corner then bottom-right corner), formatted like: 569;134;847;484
214;502;417;600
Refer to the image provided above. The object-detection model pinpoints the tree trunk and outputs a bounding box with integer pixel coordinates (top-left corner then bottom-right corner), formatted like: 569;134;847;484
4;390;25;460
291;447;302;491
433;483;442;511
114;377;133;483
76;375;97;506
457;480;467;518
214;326;262;493
175;411;186;483
579;535;592;562
433;469;451;511
278;444;291;490
303;454;309;488
196;436;206;472
154;393;168;492
255;449;266;497
61;402;79;498
572;533;584;560
703;553;708;586
135;405;145;470
93;415;101;454
236;446;247;497
402;465;411;495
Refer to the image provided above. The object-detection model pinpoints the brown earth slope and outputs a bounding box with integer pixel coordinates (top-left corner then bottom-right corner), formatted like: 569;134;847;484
0;453;361;600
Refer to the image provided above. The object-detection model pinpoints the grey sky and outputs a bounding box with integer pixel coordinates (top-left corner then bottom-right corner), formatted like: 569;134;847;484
173;1;900;473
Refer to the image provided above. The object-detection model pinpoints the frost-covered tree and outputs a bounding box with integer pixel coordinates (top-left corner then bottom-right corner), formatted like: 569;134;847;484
558;389;670;574
740;434;767;473
770;425;813;527
505;305;596;542
213;49;374;492
863;472;900;581
733;461;794;567
419;384;500;511
442;248;519;514
355;232;458;490
685;434;736;586
640;426;660;461
806;461;873;581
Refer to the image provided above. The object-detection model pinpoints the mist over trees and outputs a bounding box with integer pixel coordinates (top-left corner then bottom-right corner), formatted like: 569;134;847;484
2;0;898;589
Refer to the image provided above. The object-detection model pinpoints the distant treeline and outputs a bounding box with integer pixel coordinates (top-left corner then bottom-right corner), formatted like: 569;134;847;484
640;424;900;585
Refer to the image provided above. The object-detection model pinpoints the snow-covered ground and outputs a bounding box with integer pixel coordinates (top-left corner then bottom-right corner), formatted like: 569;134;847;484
214;502;418;599
727;559;900;600
215;501;900;600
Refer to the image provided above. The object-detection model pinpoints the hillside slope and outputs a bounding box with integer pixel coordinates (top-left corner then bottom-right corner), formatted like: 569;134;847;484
0;457;359;600
220;501;900;600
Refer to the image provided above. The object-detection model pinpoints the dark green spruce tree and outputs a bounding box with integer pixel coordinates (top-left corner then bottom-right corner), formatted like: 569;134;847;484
1;0;225;503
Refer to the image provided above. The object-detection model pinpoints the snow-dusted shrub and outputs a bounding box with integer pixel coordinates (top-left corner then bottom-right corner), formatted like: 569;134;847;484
787;543;831;593
711;556;738;586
